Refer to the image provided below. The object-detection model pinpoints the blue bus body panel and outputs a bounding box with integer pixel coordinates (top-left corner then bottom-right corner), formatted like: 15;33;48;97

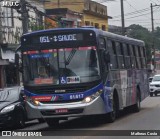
24;82;113;114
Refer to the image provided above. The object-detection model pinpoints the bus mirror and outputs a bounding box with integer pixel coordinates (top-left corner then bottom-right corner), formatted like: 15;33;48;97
15;53;19;67
104;51;110;63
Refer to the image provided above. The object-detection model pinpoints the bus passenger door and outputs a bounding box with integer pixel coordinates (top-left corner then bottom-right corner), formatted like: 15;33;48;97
98;37;109;81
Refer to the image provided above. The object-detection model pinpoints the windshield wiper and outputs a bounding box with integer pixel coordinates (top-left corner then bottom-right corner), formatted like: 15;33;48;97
65;48;77;65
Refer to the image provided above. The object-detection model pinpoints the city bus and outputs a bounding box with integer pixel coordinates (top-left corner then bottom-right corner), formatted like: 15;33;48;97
16;27;149;127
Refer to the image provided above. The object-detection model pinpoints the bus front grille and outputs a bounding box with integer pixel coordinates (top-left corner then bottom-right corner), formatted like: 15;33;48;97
26;86;91;94
40;99;83;104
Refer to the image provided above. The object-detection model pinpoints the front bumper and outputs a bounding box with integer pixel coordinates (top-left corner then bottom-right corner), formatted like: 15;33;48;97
26;96;107;119
0;112;15;127
149;86;160;93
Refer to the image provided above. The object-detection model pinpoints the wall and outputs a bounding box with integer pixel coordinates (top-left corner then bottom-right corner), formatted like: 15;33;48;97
45;0;109;30
45;0;85;12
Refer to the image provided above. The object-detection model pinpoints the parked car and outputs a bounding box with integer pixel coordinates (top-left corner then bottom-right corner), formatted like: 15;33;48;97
0;86;45;129
0;86;26;129
149;75;160;97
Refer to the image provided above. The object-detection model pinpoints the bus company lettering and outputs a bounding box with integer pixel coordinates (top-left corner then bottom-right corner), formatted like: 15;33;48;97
70;94;84;99
40;36;50;43
39;34;82;43
54;34;76;42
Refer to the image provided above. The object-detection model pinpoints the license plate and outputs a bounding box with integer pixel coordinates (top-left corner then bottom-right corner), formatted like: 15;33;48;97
55;109;68;113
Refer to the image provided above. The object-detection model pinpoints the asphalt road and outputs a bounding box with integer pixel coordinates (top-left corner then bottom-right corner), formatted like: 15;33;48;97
2;95;160;139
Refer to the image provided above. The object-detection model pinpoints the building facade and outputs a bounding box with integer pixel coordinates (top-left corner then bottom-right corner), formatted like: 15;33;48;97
45;0;111;31
0;0;45;88
46;8;83;28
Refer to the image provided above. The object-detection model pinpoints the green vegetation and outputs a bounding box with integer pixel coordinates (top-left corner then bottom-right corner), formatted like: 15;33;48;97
126;24;160;63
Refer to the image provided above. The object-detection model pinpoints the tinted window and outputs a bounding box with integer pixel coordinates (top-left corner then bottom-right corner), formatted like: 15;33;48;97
117;42;124;69
107;40;118;69
99;37;106;49
123;44;131;69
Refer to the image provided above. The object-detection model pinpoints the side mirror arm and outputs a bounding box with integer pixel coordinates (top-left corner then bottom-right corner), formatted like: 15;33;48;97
104;50;110;64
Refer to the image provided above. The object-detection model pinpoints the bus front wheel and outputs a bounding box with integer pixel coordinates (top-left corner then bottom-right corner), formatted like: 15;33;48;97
108;95;119;123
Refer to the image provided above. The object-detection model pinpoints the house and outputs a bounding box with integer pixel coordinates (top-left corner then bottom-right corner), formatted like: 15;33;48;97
45;0;112;30
46;8;83;28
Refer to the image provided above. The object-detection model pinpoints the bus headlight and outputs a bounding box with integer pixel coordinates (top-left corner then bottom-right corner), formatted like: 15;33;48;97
33;100;40;106
84;97;92;103
83;89;103;103
26;96;40;106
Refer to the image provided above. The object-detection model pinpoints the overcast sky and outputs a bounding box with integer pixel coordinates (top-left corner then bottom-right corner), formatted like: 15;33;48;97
95;0;160;30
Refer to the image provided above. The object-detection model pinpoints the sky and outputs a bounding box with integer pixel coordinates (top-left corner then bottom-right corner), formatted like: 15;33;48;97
94;0;160;30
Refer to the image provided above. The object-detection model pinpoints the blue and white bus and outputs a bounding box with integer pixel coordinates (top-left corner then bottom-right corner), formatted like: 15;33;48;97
17;27;149;127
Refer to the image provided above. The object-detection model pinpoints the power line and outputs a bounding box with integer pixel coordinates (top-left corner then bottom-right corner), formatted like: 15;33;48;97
125;0;137;11
111;19;160;21
112;7;150;19
111;11;156;20
150;0;157;4
123;9;159;20
125;0;151;20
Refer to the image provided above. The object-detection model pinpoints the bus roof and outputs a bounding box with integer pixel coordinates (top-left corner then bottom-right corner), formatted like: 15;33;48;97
23;27;145;46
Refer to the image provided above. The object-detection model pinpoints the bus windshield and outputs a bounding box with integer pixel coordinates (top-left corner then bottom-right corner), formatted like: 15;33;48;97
23;46;100;85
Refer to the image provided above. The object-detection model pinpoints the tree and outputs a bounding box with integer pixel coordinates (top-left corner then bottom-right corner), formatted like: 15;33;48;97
126;24;152;62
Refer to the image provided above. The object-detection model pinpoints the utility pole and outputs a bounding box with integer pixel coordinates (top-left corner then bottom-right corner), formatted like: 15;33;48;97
151;3;155;73
150;3;160;74
58;0;60;8
21;0;29;34
0;5;3;43
120;0;125;36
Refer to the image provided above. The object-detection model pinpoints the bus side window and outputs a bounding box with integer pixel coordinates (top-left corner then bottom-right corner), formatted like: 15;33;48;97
144;47;147;68
120;43;125;69
139;46;143;69
116;42;124;69
135;45;141;69
107;40;118;69
123;44;131;69
132;45;138;69
141;46;146;68
137;46;143;69
129;45;135;68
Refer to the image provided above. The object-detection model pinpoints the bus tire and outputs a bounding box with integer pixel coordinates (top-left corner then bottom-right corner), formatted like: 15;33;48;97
108;94;119;123
133;88;141;112
46;118;59;128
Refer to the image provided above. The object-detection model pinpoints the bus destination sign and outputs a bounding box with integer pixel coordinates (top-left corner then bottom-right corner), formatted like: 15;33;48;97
39;33;83;43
